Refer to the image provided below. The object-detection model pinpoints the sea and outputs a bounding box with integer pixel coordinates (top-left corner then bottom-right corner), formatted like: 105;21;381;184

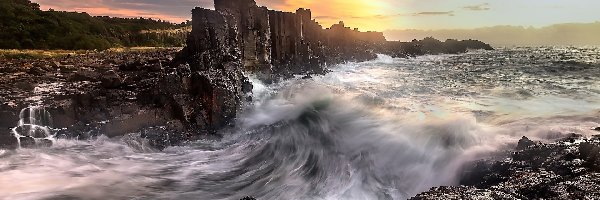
1;47;599;200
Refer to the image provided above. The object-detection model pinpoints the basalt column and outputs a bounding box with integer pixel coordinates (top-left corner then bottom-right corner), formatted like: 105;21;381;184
215;0;272;74
171;8;251;134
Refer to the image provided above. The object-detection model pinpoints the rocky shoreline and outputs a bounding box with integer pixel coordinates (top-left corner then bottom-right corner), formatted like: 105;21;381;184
0;0;493;150
1;1;597;199
412;133;600;199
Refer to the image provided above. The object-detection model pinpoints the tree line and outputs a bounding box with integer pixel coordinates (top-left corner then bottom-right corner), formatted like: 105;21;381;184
0;0;190;50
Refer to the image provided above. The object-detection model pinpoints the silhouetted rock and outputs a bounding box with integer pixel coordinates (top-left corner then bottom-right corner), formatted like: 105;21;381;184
517;136;535;150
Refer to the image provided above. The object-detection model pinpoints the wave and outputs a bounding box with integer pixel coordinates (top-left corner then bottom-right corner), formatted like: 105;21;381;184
2;48;599;199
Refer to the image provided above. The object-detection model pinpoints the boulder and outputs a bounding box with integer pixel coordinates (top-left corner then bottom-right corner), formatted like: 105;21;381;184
100;70;123;89
100;111;167;137
410;186;516;200
27;66;47;76
517;136;535;150
579;142;600;170
68;69;101;82
0;129;18;150
146;63;163;72
19;136;36;148
14;81;36;91
118;61;144;71
14;125;49;138
0;111;18;127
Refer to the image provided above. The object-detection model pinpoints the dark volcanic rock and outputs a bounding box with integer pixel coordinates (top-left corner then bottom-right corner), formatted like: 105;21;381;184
410;186;516;200
0;0;493;151
0;129;18;150
68;69;101;82
100;70;123;89
172;7;251;133
19;136;36;148
417;135;600;199
14;125;49;138
516;136;535;150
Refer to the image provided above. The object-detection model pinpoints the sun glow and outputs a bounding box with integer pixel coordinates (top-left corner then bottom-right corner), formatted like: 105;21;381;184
256;0;397;31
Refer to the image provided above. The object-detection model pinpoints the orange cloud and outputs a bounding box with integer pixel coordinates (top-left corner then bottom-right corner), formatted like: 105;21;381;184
33;0;201;22
70;6;188;22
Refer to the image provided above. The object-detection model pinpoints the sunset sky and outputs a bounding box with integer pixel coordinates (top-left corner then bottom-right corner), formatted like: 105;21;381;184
32;0;600;32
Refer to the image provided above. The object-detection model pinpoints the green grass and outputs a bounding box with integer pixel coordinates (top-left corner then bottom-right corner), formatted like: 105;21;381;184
0;47;182;60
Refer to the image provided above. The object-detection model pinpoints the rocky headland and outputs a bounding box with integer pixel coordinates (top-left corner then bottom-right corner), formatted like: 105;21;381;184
1;0;493;150
2;1;598;199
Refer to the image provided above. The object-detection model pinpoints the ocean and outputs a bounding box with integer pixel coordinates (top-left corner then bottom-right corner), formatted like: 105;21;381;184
1;47;599;199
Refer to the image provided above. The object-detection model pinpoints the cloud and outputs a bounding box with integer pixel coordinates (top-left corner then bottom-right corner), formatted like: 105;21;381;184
414;11;455;16
32;0;214;22
463;3;490;11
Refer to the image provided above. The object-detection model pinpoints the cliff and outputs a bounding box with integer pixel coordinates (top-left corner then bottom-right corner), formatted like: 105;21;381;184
0;0;494;150
177;0;388;78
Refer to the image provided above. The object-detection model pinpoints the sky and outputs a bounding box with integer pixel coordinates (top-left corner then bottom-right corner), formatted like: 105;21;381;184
32;0;600;32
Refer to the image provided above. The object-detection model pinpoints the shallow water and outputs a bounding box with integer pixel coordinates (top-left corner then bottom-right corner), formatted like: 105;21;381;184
1;47;600;200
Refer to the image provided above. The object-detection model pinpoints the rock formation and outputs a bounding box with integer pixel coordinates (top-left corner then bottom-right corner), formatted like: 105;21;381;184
413;134;600;199
177;0;389;79
0;0;494;150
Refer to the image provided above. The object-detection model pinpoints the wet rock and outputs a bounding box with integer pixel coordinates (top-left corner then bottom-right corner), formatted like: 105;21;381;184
548;173;600;199
100;70;123;89
517;136;535;150
27;66;47;75
58;64;76;73
39;138;53;147
579;142;600;170
19;136;36;148
118;61;144;71
460;160;511;189
0;129;18;150
14;125;49;138
491;170;561;199
68;69;101;82
14;81;36;91
410;186;516;200
146;62;163;72
0;111;19;127
418;134;600;199
101;111;167;137
141;126;191;150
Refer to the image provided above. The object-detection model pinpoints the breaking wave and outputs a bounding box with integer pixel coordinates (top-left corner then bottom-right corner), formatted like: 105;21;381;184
2;48;600;200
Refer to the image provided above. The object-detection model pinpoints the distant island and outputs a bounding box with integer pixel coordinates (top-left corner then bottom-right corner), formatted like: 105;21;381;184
0;0;189;50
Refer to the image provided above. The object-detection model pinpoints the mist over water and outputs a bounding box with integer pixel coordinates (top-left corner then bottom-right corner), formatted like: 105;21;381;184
1;47;600;200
